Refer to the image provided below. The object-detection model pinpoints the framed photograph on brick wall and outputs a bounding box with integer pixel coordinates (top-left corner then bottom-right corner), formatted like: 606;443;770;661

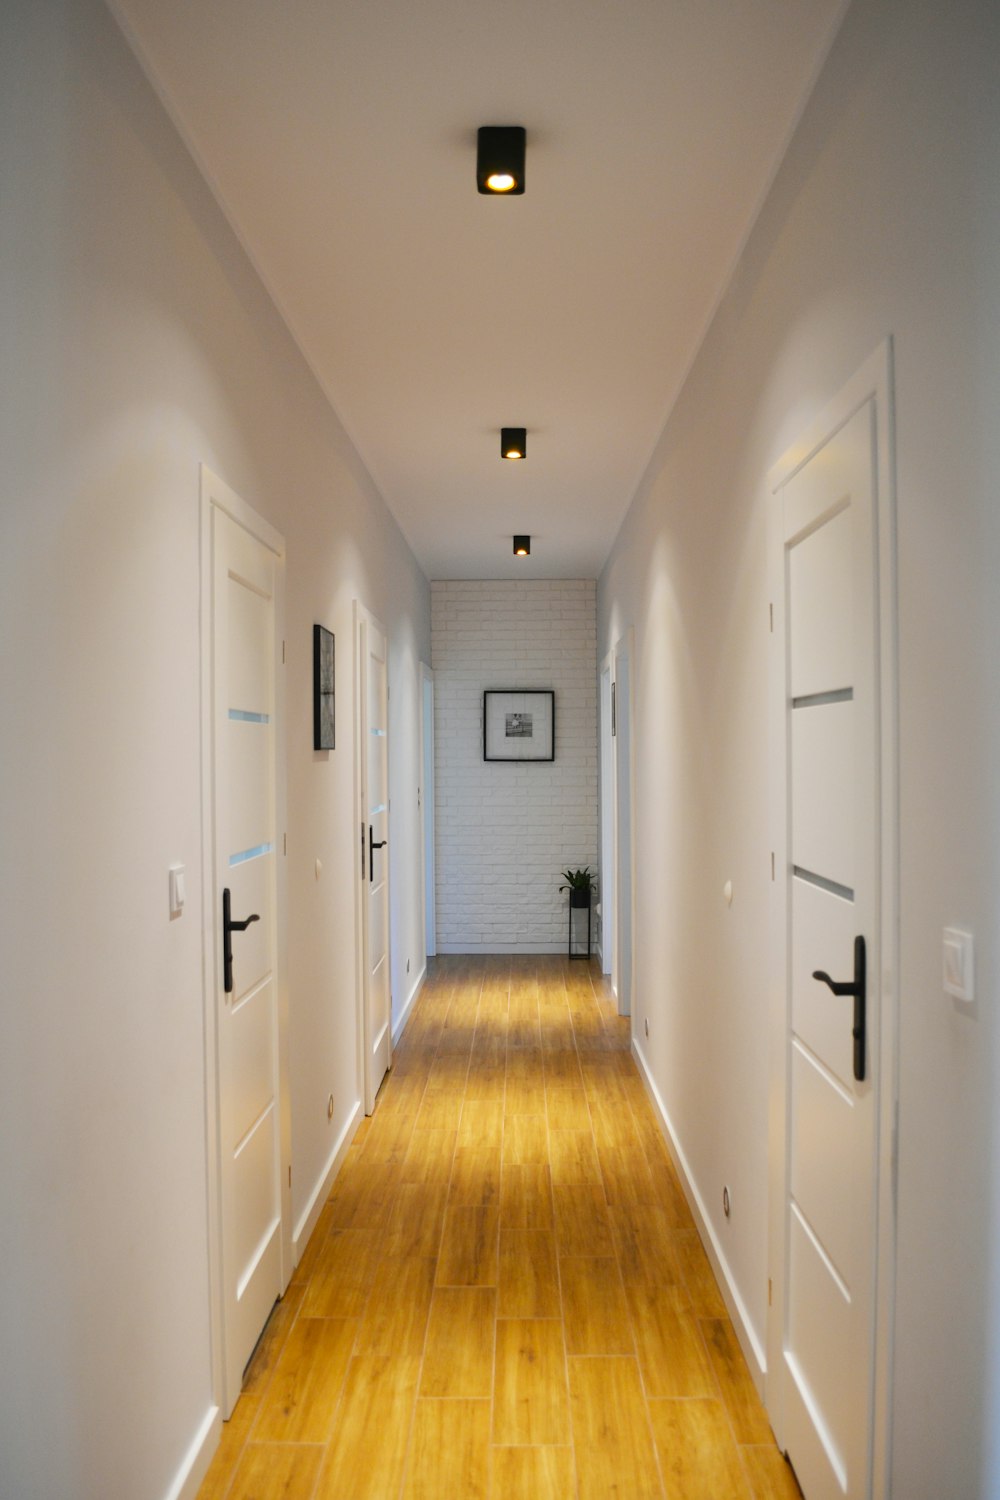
483;690;555;762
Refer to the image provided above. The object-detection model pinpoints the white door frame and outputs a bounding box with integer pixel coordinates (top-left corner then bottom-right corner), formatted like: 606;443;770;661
766;342;898;1498
353;600;393;1113
199;465;291;1415
599;652;616;979
420;663;436;960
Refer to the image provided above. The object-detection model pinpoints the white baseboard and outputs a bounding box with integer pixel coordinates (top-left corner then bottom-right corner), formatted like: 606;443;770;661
435;942;566;955
631;1036;767;1393
291;1098;363;1266
393;962;426;1046
163;1403;220;1500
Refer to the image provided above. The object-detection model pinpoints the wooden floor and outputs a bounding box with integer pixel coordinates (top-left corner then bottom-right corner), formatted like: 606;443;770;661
198;955;801;1500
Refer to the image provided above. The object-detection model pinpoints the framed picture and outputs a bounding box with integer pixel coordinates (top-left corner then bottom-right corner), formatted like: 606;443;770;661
313;624;335;750
483;690;555;762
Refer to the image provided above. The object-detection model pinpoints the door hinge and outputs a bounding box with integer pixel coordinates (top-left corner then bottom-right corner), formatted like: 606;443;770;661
282;639;286;664
288;1165;292;1188
283;832;287;856
768;1277;773;1307
769;603;773;633
611;681;617;737
771;851;775;881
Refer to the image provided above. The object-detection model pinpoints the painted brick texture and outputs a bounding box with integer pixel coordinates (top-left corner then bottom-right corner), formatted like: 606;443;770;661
432;580;598;952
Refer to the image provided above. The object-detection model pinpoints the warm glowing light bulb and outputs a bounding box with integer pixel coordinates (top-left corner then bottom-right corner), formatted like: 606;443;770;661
504;447;522;460
515;546;528;556
486;172;516;192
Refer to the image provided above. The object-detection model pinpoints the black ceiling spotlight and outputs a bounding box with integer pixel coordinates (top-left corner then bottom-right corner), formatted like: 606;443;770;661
477;126;526;195
501;427;526;460
513;535;531;556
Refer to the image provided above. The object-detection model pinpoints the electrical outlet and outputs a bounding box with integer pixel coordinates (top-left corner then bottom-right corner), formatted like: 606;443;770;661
327;1093;335;1120
722;1185;731;1219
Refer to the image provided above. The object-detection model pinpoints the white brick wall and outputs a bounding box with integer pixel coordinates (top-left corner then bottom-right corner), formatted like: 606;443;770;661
432;580;598;952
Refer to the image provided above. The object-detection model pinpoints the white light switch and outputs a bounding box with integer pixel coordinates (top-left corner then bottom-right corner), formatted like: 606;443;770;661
943;927;974;1003
169;864;186;918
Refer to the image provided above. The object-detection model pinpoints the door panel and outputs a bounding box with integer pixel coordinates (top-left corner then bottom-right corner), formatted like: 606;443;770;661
778;399;878;1500
358;606;392;1110
212;500;284;1415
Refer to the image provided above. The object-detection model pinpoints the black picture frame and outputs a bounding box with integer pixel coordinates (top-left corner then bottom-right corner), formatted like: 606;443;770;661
313;624;335;750
483;689;555;762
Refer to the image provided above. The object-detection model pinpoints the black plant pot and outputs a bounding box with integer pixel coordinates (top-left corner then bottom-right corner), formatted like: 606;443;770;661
569;889;591;909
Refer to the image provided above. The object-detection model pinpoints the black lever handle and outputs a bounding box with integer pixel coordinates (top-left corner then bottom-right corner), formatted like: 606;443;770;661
813;934;866;1082
222;887;260;995
369;826;387;883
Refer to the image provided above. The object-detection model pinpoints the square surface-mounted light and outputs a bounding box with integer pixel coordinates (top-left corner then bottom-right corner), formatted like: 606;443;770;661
513;535;531;556
501;427;527;460
477;126;526;194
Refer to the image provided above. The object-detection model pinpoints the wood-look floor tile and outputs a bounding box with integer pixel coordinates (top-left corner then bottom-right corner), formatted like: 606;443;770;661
465;1058;506;1103
569;1356;663;1500
545;1086;592;1131
449;1144;501;1207
503;1114;549;1165
560;1256;633;1355
327;1159;398;1231
549;1128;603;1186
508;1015;542;1048
354;1256;435;1356
290;1202;334;1286
402;1400;490;1500
552;1183;615;1257
254;1318;357;1442
649;1398;752;1499
360;1110;416;1164
377;1074;428;1115
437;1204;499;1285
225;1441;325;1500
588;1095;644;1151
493;1319;570;1445
196;1394;261;1500
414;1091;464;1131
741;1445;804;1499
490;1446;577;1500
421;1287;496;1398
611;1204;686;1290
673;1229;727;1317
647;1156;696;1226
498;1229;561;1318
500;1163;554;1228
626;1283;715;1399
400;1127;456;1185
543;1048;583;1086
505;1060;547;1114
314;1355;420;1500
426;1054;471;1095
300;1230;378;1318
701;1319;773;1444
458;1099;504;1147
242;1280;305;1395
382;1182;448;1259
598;1144;658;1206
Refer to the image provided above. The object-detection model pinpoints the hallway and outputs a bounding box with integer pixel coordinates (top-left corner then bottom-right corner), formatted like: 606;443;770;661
198;956;800;1500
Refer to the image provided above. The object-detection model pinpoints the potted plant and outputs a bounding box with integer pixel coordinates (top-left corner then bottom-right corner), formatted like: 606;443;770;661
559;867;595;908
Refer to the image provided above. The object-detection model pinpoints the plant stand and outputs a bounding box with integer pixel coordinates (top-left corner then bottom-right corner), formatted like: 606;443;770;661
568;889;592;961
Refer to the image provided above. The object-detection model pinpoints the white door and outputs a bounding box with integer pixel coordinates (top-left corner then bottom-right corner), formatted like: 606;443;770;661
205;471;288;1417
421;664;436;960
613;633;634;1017
356;603;391;1112
599;654;616;978
768;349;896;1500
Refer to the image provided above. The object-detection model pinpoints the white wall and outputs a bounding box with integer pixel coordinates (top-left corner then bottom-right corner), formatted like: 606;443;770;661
432;580;598;953
0;2;429;1497
598;0;1000;1495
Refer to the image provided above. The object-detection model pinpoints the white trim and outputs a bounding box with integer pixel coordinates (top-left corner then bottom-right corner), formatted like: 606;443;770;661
599;652;616;981
393;962;426;1047
291;1099;363;1263
162;1404;221;1500
613;628;637;1018
199;465;290;1420
419;664;436;959
765;341;897;1497
435;942;567;956
631;1036;766;1388
354;600;393;1114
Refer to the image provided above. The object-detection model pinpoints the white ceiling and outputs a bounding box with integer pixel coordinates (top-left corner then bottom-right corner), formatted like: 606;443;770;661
110;0;846;580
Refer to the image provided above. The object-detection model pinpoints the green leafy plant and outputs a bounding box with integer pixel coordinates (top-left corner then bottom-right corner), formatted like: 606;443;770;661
559;866;594;893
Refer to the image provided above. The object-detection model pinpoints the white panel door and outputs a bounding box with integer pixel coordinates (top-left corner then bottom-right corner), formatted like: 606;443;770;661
614;636;633;1017
599;655;616;978
357;605;391;1111
777;401;879;1499
211;500;284;1415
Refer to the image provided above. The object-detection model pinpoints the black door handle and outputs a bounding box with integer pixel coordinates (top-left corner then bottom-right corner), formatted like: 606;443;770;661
813;934;866;1082
369;826;387;883
223;886;260;995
